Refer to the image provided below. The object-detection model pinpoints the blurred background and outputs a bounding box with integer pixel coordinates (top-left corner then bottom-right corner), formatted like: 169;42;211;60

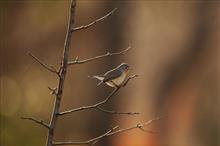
1;0;220;146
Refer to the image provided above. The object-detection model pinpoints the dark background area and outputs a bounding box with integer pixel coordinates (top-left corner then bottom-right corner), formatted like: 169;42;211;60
1;1;220;146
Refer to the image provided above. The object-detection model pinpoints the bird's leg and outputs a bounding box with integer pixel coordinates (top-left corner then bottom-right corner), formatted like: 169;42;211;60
110;81;120;88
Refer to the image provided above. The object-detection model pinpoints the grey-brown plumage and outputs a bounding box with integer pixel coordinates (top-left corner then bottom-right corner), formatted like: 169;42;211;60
89;63;130;87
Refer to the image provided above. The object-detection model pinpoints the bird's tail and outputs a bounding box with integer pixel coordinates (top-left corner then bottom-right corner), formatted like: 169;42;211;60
88;75;104;86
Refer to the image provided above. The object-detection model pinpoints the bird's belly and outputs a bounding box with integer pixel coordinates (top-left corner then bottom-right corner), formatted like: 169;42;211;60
105;82;116;87
110;72;127;86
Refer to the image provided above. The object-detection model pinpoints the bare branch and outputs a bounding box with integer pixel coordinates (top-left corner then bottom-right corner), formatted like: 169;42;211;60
58;87;119;116
107;116;165;136
122;74;139;87
88;126;119;145
71;8;117;32
53;126;119;146
28;52;58;74
114;116;164;136
96;106;140;115
53;116;165;145
21;116;50;129
46;1;77;146
58;75;138;116
68;46;131;65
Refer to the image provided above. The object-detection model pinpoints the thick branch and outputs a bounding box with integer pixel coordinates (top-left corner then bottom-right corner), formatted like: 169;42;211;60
68;46;131;65
21;116;50;129
58;75;138;116
28;52;58;74
71;8;117;32
46;1;77;146
53;116;165;145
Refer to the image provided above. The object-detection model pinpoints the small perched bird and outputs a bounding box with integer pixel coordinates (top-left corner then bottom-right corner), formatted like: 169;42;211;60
89;63;131;87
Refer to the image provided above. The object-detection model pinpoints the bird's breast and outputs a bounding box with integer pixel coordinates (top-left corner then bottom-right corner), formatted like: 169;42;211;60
110;71;127;86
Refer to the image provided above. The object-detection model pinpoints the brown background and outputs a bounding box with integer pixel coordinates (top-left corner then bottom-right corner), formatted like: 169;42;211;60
1;1;220;146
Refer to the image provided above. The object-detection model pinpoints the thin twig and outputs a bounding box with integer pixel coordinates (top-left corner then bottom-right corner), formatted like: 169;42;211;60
122;74;139;87
107;116;165;136
137;126;157;134
53;116;165;145
68;46;131;65
96;106;140;115
89;126;119;145
21;116;50;129
28;52;58;74
58;75;138;116
58;87;119;116
53;126;119;146
72;8;117;32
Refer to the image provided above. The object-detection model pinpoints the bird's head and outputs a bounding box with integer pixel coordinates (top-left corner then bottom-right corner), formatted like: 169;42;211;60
118;63;131;72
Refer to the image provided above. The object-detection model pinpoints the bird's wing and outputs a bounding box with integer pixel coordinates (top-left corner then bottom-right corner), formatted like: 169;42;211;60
103;68;122;82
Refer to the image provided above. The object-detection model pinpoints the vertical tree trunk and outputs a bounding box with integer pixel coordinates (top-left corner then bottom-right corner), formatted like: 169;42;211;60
46;1;76;146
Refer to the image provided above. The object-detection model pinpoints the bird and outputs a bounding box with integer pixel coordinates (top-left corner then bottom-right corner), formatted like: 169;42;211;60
89;63;131;88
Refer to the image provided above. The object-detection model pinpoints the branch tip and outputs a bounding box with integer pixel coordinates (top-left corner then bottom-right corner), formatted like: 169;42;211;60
27;51;58;74
96;106;140;115
72;8;118;32
68;46;131;65
21;116;50;129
